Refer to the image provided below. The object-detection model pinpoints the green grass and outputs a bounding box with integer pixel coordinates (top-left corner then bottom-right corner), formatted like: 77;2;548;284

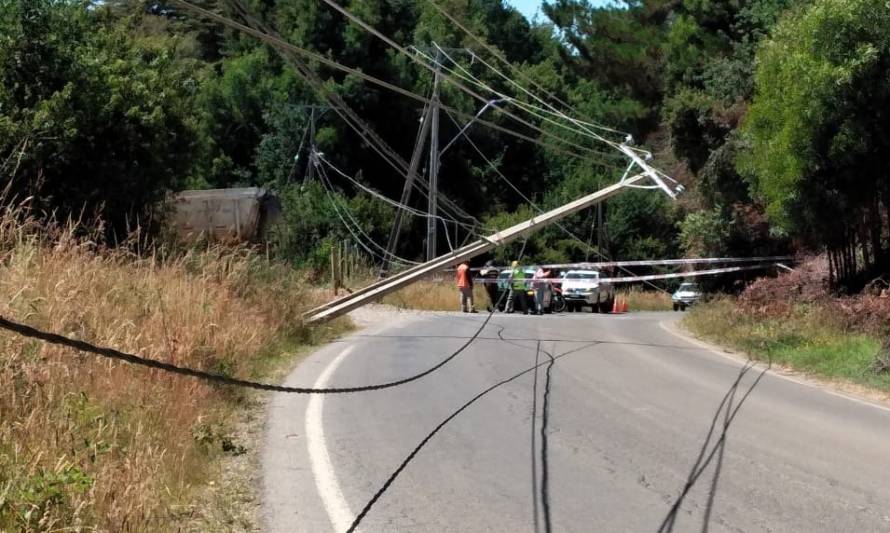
683;298;890;392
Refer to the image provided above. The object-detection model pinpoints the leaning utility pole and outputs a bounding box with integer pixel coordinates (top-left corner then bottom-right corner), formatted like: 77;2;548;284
301;105;332;184
304;107;317;184
378;104;432;278
426;48;443;261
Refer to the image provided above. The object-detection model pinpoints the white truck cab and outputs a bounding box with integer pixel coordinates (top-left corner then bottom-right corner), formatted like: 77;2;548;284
561;270;615;313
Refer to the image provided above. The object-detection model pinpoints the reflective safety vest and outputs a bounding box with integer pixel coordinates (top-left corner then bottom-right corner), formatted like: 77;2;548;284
456;264;471;288
511;268;527;290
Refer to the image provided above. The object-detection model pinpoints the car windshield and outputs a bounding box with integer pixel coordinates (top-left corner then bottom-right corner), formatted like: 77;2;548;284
679;283;699;291
565;272;598;280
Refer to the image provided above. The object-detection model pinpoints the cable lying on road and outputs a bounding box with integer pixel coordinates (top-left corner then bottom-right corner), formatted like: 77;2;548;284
0;313;495;395
346;339;600;532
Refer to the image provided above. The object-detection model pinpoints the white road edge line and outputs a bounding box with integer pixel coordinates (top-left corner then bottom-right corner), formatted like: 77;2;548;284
659;320;890;414
306;345;355;533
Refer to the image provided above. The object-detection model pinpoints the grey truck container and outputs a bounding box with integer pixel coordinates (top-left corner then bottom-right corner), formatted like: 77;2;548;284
171;187;281;243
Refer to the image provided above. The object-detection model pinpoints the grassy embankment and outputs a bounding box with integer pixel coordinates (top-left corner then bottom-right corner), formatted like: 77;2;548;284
684;297;890;393
0;211;349;530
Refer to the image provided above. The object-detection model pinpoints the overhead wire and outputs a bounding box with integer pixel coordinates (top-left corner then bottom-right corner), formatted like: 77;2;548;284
285;118;311;183
172;0;671;269
315;159;421;266
412;44;625;153
171;0;625;174
424;0;629;137
316;153;495;235
217;0;485;227
422;2;667;163
315;154;474;254
300;0;635;163
421;44;628;153
447;46;627;146
442;110;672;293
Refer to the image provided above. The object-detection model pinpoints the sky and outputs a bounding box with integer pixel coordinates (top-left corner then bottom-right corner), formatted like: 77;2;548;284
506;0;613;21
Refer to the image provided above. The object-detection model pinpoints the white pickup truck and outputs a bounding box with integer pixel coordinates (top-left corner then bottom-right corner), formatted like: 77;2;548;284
561;270;615;313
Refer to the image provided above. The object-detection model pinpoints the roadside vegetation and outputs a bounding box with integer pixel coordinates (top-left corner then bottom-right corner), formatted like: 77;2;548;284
684;260;890;394
0;207;348;530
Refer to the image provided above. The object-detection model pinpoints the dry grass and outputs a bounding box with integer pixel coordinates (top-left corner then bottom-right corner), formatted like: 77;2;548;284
381;277;490;311
619;287;673;311
0;205;346;531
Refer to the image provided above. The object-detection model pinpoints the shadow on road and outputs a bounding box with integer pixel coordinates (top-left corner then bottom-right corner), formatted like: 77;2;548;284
657;356;772;533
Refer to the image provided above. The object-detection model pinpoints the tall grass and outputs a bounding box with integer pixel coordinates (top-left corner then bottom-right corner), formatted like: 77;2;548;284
0;205;343;530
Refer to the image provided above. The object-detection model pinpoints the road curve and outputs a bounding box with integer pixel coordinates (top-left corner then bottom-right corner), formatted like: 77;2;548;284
262;311;890;532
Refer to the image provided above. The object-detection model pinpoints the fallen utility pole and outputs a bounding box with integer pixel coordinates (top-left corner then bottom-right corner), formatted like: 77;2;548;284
426;48;443;261
305;171;666;323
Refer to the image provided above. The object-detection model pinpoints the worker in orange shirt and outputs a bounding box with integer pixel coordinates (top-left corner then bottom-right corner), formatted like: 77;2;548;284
456;261;477;313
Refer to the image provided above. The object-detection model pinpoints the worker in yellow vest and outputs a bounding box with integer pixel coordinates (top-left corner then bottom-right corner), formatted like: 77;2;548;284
506;261;529;314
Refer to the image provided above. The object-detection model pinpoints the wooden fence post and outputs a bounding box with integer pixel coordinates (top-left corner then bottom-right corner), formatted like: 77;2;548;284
331;244;341;296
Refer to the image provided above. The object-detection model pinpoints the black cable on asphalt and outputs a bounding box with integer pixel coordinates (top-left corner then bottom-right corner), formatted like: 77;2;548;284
530;340;541;533
346;340;599;532
539;341;555;533
656;357;771;533
0;311;494;395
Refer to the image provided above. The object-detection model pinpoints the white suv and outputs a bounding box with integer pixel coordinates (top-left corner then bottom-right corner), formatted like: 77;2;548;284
561;270;615;313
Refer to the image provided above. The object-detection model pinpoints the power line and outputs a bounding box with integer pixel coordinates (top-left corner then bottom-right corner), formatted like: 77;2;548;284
302;0;633;162
197;0;485;227
315;161;421;266
0;302;506;394
424;0;629;138
171;0;625;172
442;109;672;293
317;153;493;235
422;43;628;151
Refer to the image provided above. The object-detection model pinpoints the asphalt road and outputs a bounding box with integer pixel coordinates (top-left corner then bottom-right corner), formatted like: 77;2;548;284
262;310;890;532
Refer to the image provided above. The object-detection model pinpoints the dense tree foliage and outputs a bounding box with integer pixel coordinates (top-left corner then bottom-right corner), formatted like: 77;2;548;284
2;0;888;287
0;0;203;236
740;0;890;289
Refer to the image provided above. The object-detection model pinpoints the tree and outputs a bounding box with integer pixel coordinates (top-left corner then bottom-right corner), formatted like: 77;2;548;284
740;0;890;288
0;0;202;237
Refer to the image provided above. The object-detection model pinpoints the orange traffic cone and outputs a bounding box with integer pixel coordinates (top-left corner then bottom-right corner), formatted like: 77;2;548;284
612;298;619;314
622;299;629;313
